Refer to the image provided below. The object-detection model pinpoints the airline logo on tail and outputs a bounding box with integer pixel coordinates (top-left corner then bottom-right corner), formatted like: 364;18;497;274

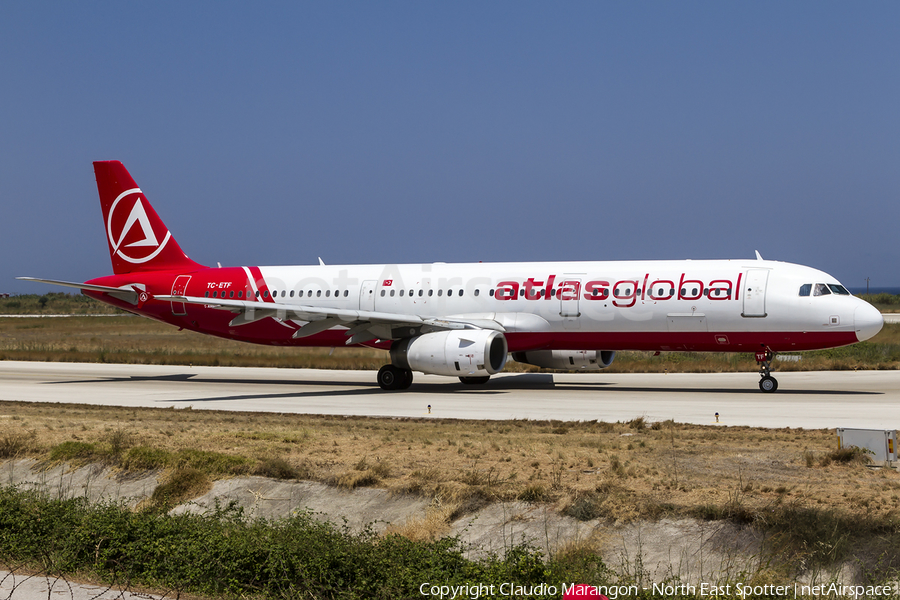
106;188;172;264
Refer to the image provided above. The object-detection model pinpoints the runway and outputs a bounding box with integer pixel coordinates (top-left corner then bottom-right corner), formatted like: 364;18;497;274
1;361;897;429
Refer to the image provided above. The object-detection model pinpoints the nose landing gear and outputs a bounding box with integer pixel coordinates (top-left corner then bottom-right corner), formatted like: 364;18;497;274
756;348;778;393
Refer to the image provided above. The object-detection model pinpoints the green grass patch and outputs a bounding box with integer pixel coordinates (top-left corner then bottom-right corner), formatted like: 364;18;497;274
172;449;251;476
0;486;606;599
121;446;172;470
48;441;104;464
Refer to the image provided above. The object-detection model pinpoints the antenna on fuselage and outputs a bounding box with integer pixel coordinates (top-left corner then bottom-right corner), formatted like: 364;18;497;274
754;250;764;261
318;257;325;266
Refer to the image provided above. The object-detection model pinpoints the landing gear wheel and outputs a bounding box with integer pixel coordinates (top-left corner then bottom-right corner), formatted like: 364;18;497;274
759;375;778;393
377;365;402;391
459;376;490;385
755;346;779;393
399;368;414;390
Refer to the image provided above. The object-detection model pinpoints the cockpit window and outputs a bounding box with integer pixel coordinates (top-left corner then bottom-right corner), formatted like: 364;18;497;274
813;283;831;296
828;284;851;295
799;284;811;297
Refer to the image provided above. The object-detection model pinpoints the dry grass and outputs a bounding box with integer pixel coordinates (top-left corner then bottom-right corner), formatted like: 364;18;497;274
2;401;898;529
384;497;459;541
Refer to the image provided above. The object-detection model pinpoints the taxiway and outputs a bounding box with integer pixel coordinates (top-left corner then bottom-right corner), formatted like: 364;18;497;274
0;361;897;428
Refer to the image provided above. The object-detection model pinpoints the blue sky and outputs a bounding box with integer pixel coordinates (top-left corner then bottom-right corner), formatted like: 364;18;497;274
2;2;898;293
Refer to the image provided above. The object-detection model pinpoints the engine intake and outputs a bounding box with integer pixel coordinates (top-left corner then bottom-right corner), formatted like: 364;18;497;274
511;350;615;371
391;330;508;377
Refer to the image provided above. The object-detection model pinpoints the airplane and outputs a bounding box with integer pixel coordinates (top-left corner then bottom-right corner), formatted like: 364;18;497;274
20;161;884;393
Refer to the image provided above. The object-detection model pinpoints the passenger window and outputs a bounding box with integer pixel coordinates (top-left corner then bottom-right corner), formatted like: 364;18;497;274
229;291;234;298
344;290;349;297
326;290;331;297
307;290;313;297
390;290;395;297
459;290;464;296
317;290;322;297
212;291;218;298
238;291;243;298
281;291;286;297
438;290;443;297
380;290;385;297
489;289;494;297
813;283;831;296
474;289;480;296
263;291;269;298
408;289;413;296
799;284;811;297
428;290;433;296
204;291;209;298
418;290;424;297
399;290;404;297
255;290;260;298
290;290;294;297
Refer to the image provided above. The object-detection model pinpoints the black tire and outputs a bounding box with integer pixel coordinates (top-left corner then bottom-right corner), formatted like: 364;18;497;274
759;376;778;393
459;376;490;385
399;369;414;390
377;365;402;391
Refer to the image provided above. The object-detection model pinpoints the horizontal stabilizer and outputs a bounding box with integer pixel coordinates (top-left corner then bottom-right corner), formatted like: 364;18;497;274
17;277;140;304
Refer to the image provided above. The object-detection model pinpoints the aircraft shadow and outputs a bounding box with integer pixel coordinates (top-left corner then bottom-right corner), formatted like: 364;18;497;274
42;372;878;399
551;383;881;396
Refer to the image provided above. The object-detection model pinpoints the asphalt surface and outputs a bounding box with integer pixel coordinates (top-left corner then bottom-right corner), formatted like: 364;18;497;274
0;361;897;429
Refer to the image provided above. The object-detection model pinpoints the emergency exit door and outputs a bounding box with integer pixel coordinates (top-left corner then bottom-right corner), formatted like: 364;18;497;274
742;269;769;318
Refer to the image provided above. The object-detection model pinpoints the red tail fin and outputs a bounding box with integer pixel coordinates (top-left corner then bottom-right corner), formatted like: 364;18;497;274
94;161;205;275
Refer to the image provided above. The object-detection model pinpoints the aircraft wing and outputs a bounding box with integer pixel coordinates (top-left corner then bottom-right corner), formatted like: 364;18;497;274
155;294;506;344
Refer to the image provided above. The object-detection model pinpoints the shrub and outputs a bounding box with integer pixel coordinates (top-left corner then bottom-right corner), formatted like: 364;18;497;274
0;433;30;458
821;446;872;467
150;468;211;507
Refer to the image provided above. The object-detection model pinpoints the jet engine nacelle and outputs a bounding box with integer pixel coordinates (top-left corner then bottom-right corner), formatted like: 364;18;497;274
511;350;616;371
391;330;508;377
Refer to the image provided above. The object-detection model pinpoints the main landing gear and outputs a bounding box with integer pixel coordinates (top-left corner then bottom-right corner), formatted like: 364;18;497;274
756;348;778;393
377;364;413;391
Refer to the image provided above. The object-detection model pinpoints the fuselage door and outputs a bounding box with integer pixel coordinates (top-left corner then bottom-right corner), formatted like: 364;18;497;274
360;280;377;312
171;275;191;315
559;275;583;329
742;269;769;318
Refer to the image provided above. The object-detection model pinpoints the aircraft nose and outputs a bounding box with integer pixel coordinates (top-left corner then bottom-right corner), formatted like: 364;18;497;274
855;302;884;342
